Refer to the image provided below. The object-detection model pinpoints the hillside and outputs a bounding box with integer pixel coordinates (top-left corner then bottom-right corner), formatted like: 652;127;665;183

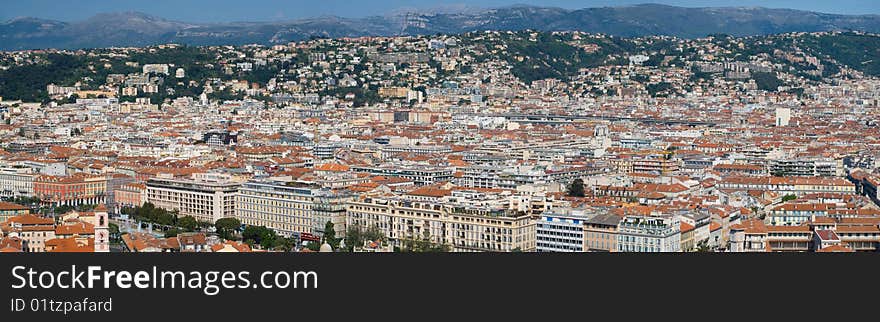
1;4;880;50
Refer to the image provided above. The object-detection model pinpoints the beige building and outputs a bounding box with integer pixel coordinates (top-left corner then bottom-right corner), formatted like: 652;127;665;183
146;173;240;223
347;195;536;252
235;179;353;238
1;214;55;252
583;213;621;252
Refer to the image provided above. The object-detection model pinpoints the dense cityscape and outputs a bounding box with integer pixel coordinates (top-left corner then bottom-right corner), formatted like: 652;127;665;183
1;26;880;253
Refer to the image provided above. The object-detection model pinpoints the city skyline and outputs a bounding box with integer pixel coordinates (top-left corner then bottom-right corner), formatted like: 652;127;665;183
1;1;880;255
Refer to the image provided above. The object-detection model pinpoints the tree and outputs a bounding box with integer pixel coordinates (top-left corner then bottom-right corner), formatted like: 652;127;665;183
397;231;450;252
344;224;385;252
753;72;783;91
215;218;241;240
274;236;296;252
305;241;321;252
178;216;198;232
242;225;278;250
695;240;711;252
567;178;585;197
108;223;120;242
782;194;797;202
323;221;339;250
165;229;181;238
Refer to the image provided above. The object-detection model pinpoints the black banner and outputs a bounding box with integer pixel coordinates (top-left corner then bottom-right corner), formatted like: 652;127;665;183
2;253;877;320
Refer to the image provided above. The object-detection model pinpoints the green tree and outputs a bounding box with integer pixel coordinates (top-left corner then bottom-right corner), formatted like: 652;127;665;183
344;224;385;251
695;240;711;252
398;231;450;252
305;241;321;252
323;221;339;250
274;236;296;252
165;228;181;238
178;216;198;232
108;223;120;242
567;178;585;197
215;218;242;240
753;72;783;91
782;194;797;202
242;225;278;249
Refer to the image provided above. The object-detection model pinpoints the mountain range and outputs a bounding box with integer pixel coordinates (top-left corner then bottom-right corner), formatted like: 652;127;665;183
2;4;880;50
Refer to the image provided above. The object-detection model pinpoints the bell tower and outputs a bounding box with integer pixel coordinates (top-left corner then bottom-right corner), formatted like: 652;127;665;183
94;204;110;252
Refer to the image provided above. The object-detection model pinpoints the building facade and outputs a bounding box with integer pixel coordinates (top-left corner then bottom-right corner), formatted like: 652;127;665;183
146;173;240;223
617;215;681;252
0;166;35;198
34;173;107;207
235;179;353;237
347;196;536;252
536;208;590;252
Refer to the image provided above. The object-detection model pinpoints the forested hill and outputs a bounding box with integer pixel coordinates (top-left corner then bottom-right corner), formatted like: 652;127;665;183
2;4;880;50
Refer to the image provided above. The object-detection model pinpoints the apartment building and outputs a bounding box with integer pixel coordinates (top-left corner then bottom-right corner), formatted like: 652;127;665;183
0;166;35;197
114;183;146;212
0;201;30;223
729;218;879;252
631;157;680;175
380;144;453;157
536;208;590;252
34;173;107;207
346;195;536;252
235;179;353;237
0;214;55;252
769;158;843;177
616;215;681;252
768;203;837;226
583;212;621;252
350;164;454;186
146;173;240;223
729;219;769;252
457;164;600;190
716;176;855;196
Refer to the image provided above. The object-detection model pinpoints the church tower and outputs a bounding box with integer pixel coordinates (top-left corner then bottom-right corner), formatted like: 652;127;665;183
94;204;110;252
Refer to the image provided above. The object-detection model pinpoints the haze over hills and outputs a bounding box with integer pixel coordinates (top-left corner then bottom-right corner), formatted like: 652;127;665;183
2;4;880;50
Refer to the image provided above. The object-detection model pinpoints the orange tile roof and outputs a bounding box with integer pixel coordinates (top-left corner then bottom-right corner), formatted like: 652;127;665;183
816;244;854;252
408;186;452;198
731;219;767;234
55;221;95;236
46;237;95;253
680;222;695;233
0;202;28;211
314;163;350;172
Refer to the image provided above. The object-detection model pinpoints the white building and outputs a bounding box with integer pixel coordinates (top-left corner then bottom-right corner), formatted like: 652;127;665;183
235;179;353;237
775;107;791;127
0;166;35;197
145;173;240;223
536;208;591;252
617;215;681;252
142;64;170;75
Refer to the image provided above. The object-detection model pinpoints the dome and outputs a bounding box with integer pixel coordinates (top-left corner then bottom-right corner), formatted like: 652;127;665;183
319;243;333;252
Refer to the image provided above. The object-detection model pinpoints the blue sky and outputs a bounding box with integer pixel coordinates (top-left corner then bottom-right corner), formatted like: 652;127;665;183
2;0;879;22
